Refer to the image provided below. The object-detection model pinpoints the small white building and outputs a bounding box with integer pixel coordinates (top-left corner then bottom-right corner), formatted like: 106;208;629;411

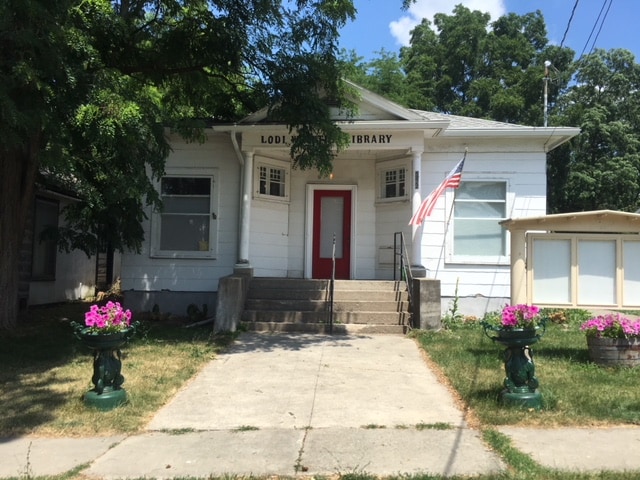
121;83;579;317
21;187;121;307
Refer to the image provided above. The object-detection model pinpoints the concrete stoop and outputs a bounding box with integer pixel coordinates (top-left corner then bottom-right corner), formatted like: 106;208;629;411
241;278;411;334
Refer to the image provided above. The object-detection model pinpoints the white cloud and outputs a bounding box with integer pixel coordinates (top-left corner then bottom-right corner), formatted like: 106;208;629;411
389;0;507;47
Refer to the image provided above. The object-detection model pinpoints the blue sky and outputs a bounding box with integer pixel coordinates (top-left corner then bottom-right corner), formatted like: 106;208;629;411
338;0;638;62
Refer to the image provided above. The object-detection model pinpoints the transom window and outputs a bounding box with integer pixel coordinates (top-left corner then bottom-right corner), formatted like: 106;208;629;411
383;168;406;199
452;181;507;259
259;165;285;197
254;158;290;201
376;159;410;202
151;173;218;258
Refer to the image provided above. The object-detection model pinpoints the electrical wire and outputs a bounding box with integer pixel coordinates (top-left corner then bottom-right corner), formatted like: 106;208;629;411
560;0;580;48
578;0;613;60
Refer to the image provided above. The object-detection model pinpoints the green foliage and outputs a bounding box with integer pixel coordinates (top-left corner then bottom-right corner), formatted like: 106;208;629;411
1;0;361;256
398;6;574;124
0;0;365;327
548;49;640;213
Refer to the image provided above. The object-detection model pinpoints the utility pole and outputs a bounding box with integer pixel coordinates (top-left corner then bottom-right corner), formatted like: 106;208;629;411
543;60;551;127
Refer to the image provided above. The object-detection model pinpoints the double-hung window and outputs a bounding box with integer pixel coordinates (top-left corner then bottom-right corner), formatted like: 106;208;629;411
450;181;508;262
151;172;218;258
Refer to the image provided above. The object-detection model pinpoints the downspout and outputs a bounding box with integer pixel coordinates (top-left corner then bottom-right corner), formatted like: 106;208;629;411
230;131;253;269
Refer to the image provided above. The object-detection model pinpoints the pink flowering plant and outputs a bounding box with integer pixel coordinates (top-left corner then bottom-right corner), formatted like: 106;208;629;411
580;313;640;339
83;301;133;334
500;304;542;329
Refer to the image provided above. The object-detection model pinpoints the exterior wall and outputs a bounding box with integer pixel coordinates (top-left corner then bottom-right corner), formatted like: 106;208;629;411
250;156;381;279
121;131;239;315
28;196;97;305
29;249;96;305
119;128;555;319
420;139;548;316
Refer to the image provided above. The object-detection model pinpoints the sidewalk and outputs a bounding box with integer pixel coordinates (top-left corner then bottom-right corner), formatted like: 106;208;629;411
1;333;640;478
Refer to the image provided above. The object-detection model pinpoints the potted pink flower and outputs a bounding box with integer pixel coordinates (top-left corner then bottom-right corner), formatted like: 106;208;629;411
72;301;138;410
581;314;640;367
84;301;133;334
500;304;542;329
481;304;546;409
482;304;546;344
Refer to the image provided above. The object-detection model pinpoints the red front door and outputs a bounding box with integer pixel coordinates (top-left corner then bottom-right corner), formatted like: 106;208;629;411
312;189;351;279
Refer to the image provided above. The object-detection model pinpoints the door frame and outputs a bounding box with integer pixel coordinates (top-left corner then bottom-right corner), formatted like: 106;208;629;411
305;184;357;279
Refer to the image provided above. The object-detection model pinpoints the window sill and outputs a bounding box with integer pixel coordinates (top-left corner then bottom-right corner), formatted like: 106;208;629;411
375;197;410;206
446;256;510;266
253;194;290;205
150;251;217;259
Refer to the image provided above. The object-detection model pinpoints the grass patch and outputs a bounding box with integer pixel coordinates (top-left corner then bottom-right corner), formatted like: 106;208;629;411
233;425;260;432
414;422;453;430
412;310;640;427
0;302;234;436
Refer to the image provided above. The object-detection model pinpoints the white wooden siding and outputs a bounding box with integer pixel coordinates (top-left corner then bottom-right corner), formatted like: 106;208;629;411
120;132;239;292
418;148;547;298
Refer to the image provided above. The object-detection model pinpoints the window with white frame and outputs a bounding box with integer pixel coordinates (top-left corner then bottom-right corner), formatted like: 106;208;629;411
451;181;507;259
255;158;290;201
377;159;409;201
151;173;218;258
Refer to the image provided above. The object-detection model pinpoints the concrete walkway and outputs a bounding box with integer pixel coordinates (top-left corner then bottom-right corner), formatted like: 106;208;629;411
1;332;640;478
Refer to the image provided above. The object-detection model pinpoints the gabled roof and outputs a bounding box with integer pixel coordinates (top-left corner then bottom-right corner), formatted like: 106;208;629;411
501;210;640;233
239;79;444;126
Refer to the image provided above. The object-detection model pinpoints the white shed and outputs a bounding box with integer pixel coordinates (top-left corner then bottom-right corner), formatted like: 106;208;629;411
502;210;640;309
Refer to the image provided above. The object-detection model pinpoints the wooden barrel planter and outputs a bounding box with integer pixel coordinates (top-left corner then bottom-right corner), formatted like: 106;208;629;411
587;337;640;367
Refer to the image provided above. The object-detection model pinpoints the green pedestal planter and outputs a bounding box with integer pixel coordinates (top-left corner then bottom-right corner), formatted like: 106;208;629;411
483;323;545;409
75;327;136;411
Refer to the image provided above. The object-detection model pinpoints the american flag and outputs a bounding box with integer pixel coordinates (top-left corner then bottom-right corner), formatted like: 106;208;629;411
409;155;465;226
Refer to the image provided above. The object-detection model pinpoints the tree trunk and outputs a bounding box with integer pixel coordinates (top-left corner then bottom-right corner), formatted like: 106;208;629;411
0;138;40;329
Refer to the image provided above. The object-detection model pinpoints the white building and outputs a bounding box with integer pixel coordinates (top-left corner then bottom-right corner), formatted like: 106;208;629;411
121;83;579;318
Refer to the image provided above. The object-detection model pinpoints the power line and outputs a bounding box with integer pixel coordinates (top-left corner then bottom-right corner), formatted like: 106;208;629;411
560;0;580;48
578;0;613;60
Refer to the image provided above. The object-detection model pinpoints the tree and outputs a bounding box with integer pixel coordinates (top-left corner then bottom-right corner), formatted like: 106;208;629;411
1;0;365;329
399;6;574;125
340;48;412;106
548;49;640;213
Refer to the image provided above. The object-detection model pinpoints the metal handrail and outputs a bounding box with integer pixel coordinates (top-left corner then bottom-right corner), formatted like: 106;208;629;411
328;234;336;335
393;232;413;327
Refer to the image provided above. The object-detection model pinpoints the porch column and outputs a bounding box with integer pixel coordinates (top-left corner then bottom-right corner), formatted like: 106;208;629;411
411;149;427;277
510;228;527;304
236;150;254;270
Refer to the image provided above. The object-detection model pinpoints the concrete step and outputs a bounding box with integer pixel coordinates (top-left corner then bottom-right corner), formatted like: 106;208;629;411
244;299;408;313
243;322;407;335
242;278;412;334
247;289;408;302
241;310;408;325
249;278;405;292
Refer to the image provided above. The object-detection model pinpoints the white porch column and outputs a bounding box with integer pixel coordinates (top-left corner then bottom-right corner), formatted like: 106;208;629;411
236;150;254;269
411;149;427;277
510;228;527;304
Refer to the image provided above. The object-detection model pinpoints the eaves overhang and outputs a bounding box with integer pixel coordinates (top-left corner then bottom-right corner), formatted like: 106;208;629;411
441;126;581;152
213;119;450;137
501;210;640;233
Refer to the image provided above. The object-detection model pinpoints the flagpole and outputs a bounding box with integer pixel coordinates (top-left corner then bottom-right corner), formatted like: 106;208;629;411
435;148;467;276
